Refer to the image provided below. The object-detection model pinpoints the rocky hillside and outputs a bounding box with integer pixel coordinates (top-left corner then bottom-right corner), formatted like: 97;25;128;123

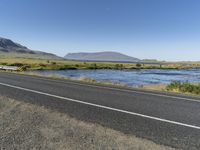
0;37;61;59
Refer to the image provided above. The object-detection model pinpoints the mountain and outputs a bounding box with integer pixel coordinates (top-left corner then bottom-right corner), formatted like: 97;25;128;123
0;37;28;51
64;51;140;62
0;37;61;59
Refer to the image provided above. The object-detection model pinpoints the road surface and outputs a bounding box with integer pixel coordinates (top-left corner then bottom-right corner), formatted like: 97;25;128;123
0;72;200;149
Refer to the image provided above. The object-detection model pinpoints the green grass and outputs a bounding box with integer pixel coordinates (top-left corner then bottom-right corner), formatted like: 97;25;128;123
1;57;197;71
166;81;200;95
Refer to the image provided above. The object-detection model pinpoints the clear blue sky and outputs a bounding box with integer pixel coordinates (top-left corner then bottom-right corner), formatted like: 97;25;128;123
0;0;200;61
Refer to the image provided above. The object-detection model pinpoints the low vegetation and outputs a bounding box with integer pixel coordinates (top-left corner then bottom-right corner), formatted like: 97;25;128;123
141;81;200;96
140;84;167;91
166;81;200;95
1;57;200;71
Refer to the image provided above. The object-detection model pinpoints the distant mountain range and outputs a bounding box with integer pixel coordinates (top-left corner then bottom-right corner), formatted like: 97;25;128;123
0;37;61;59
0;37;28;51
0;37;156;62
64;52;140;62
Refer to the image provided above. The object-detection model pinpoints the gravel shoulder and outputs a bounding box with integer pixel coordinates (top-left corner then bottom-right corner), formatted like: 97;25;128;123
0;96;176;150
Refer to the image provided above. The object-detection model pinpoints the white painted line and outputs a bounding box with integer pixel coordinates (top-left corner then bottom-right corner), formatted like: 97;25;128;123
0;82;200;130
62;80;200;103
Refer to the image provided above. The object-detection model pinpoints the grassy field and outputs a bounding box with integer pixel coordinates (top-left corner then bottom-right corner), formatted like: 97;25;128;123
1;57;200;71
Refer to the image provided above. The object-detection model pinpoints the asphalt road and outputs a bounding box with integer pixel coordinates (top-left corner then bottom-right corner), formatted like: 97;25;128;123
0;72;200;149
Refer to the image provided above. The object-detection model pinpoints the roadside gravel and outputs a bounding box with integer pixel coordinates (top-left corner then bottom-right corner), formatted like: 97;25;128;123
0;96;176;150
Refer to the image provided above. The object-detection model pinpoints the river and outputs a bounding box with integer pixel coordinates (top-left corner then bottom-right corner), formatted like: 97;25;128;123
32;69;200;86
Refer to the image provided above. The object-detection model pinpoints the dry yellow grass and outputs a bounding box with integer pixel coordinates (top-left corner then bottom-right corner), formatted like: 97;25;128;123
141;84;167;91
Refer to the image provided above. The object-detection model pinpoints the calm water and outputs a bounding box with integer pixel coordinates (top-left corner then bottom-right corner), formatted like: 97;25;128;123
33;69;200;86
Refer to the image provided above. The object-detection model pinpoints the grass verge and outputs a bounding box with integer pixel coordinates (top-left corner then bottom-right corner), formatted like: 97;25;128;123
166;81;200;95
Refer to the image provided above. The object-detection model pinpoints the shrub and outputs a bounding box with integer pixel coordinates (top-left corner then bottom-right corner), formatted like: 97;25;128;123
166;81;200;95
10;63;24;67
39;63;47;67
89;63;97;69
115;64;124;69
51;62;56;65
59;65;77;70
136;63;142;68
75;64;79;67
0;62;8;65
17;65;30;71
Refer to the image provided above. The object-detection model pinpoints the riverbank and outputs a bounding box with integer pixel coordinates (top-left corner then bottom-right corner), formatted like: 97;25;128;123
1;70;200;96
0;96;175;150
142;82;200;96
1;58;200;71
141;84;167;91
